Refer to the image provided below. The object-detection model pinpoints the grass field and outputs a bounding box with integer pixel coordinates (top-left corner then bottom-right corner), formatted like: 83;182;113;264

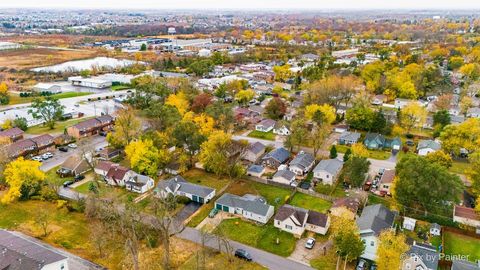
9;91;91;105
26;116;94;135
214;218;296;257
111;85;131;91
289;193;332;213
450;160;472;175
444;231;480;262
226;179;292;206
183;169;231;191
335;144;391;160
367;194;393;208
248;130;276;141
74;180;139;204
314;183;346;198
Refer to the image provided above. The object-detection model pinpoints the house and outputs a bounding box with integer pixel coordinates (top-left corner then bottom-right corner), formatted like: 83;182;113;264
244;142;266;162
331;197;361;220
453;205;480;228
467;107;480;118
105;165;134;186
255;119;276;132
247;164;265;178
31;134;55;153
215;193;274;224
313;159;343;185
33;82;62;93
430;223;441;236
0;230;69;270
379;169;395;195
403;217;417;231
273;124;290;136
357;204;396;261
338;132;361;145
401;242;439;270
165;160;181;175
395;98;417;109
0;127;24;142
272;170;296;185
67;115;114;139
417;140;441;156
451;260;480;270
125;174;155;194
98;147;121;160
7;134;55;158
262;147;290;168
59;155;90;176
155;175;215;204
372;95;387;105
289;152;315;176
274;204;330;237
364;133;386;150
301;53;319;62
334;124;349;133
94;160;115;177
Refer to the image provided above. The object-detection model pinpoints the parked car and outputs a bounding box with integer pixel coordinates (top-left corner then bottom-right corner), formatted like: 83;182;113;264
370;264;377;270
99;131;108;136
68;143;77;149
234;249;252;261
356;259;367;270
208;208;218;218
58;146;68;152
74;175;85;182
32;156;43;162
42;152;53;160
63;180;74;187
305;237;316;249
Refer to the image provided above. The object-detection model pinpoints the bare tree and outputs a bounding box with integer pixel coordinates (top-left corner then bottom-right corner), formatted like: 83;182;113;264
34;209;50;237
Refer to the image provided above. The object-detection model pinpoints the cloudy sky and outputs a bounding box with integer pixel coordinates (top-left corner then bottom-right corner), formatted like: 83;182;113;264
0;0;479;10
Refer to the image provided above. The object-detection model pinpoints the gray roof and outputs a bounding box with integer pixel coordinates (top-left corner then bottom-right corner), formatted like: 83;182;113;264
339;131;361;142
248;142;266;155
430;223;441;230
0;230;66;269
357;204;396;236
257;118;276;128
418;140;441;151
407;243;439;270
452;260;480;270
126;174;153;187
216;193;273;216
248;164;265;174
156;175;215;198
273;169;296;180
313;159;343;176
262;147;290;163
289;152;315;170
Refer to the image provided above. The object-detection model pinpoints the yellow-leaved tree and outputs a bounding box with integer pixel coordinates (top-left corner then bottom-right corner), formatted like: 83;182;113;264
1;157;45;204
125;139;169;177
351;143;369;158
376;230;409;270
235;89;255;105
304;104;336;125
400;102;427;134
106;107;141;148
165;92;190;116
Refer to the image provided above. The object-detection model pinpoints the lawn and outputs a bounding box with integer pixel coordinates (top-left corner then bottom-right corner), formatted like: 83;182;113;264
74;180;139;204
26;116;94;135
334;144;390;160
214;218;297;257
289;193;332;213
111;84;131;91
248;130;276;141
367;194;392;208
8;91;91;105
444;231;480;262
450;160;472;175
182;169;231;191
45;166;74;186
226;179;292;206
187;202;215;228
314;183;346;198
310;249;339;270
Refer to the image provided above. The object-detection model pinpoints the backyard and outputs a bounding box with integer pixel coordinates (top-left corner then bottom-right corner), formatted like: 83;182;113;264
214;218;297;257
289;192;332;213
248;130;276;141
226;179;293;206
443;230;480;262
335;144;391;160
26;116;95;135
183;169;231;191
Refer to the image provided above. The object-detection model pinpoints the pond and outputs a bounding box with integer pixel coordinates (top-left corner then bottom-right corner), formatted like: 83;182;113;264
31;57;141;73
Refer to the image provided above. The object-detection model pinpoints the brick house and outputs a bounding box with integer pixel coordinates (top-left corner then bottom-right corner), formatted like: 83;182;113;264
0;127;24;143
67;115;114;139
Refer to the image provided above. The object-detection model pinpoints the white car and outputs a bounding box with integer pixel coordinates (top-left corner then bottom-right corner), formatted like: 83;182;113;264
32;156;43;162
305;237;315;249
42;152;53;160
68;143;78;149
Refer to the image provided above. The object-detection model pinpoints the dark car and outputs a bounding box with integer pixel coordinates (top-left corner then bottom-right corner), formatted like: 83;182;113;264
74;175;85;182
58;146;68;152
63;180;74;187
99;131;108;136
234;249;252;261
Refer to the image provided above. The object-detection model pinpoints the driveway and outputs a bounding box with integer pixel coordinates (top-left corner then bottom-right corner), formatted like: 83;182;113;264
175;201;202;224
195;211;233;231
288;237;332;265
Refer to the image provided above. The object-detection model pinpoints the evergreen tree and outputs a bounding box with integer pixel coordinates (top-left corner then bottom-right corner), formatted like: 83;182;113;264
330;145;338;159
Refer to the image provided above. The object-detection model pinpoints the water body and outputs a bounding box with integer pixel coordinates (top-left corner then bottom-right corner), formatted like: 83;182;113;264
31;57;141;73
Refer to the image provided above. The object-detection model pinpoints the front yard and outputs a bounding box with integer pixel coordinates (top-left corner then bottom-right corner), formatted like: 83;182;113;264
335;144;391;160
214;218;297;257
248;130;276;141
289;193;332;213
443;230;480;262
226;179;292;206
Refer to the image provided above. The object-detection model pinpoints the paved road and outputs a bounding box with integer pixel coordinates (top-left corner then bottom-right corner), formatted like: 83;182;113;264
178;227;314;270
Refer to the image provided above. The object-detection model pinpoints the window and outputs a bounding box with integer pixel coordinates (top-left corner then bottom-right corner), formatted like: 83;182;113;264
277;221;280;225
370;241;374;246
285;225;292;230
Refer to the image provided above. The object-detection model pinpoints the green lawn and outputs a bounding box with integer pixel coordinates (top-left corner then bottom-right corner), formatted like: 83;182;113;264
450;160;472;175
187;202;214;228
289;193;332;213
314;183;346;198
226;179;292;206
8;92;91;105
111;85;131;91
214;218;296;257
74;180;139;204
182;169;231;191
367;194;392;208
74;181;93;194
310;249;338;270
334;144;390;160
248;130;276;141
26;116;95;135
444;231;480;262
45;166;74;186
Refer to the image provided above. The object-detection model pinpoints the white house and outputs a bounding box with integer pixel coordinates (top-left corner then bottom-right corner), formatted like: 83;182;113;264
274;204;330;237
155;175;216;204
272;170;296;185
403;217;417;231
94;160;116;177
33;83;62;93
313;159;343;185
247;164;266;178
215;193;274;224
243;142;266;162
273;124;291;136
430;223;441;236
104;165;135;187
288;152;315;176
417;140;441;156
125;174;155;194
255;119;276;132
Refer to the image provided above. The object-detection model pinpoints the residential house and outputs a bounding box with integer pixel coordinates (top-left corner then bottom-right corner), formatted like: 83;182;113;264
313;159;343;185
125;174;155;194
274;204;330;237
98;147;121;160
379;169;395;195
94;160;115;177
417;140;441;156
67;115;114;139
451;260;480;270
403;217;417;231
334;124;349;133
0;230;69;270
247;164;265;178
31;134;55;153
453;205;480;228
155;175;215;204
301;53;319;62
357;204;396;261
272;170;296;185
105;165;135;187
0;127;24;142
262;147;290;168
338;132;361;145
215;193;274;224
401;242;439;270
7;134;55;158
289;151;315;176
467;107;480;118
59;155;90;176
331;197;361;220
395;98;417;109
430;223;441;236
364;133;401;151
273;123;290;136
255;119;276;132
244;142;266;162
371;95;387;106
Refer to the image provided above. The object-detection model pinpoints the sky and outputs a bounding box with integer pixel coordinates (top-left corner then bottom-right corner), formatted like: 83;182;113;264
1;0;480;10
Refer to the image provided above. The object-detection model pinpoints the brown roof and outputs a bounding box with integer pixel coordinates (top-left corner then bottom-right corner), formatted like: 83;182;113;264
106;165;130;181
0;127;23;138
61;155;90;174
275;204;308;226
307;210;329;227
95;161;116;172
7;139;36;157
96;115;114;124
380;170;395;184
73;118;101;131
332;197;361;212
454;205;480;221
31;134;54;147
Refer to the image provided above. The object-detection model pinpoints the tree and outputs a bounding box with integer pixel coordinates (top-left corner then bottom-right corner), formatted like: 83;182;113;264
351;143;369;158
460;96;474;116
191;93;212;113
235;89;255;105
440;118;480;156
305;75;360;111
140;43;147;51
434;94;453;111
265;97;287;120
165;92;189;116
376;231;409;270
172;120;206;166
330;214;365;270
460;63;480;81
448;56;465;70
341;156;370;187
13;117;28;131
272;64;293;82
304;104;336;125
425;150;453;168
433;110;451;128
1;119;12;130
330;145;338;159
343;148;352;162
205;101;235;132
187;59;214;76
125;139;167;177
28;97;65;129
361;61;385;93
1;157;46;204
34;209;51;237
394;154;463;215
79;70;91;78
345;104;375;131
0;82;9;105
106;107;141;148
400;102;427;134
